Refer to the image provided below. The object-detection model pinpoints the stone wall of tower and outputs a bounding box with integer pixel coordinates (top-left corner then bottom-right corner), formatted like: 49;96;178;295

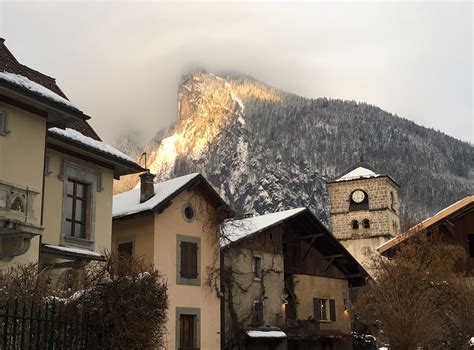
328;176;400;242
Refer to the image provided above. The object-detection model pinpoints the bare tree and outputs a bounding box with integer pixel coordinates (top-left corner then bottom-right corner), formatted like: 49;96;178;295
355;233;474;350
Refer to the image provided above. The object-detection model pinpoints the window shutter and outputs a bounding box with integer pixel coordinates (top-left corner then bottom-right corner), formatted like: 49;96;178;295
313;298;321;321
189;242;198;278
329;299;336;322
254;302;264;326
181;241;198;279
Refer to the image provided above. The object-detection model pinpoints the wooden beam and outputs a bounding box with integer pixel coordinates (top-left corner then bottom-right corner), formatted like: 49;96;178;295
302;236;317;261
297;233;325;240
322;254;345;260
345;273;362;278
323;257;335;272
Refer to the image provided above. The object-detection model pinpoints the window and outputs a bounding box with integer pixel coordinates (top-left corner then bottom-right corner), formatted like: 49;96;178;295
390;191;396;210
179;314;196;349
352;220;359;230
314;298;336;322
253;300;264;326
363;219;370;229
176;307;200;350
118;241;133;256
0;190;6;208
65;179;88;239
182;204;196;222
253;256;262;280
0;110;10;135
177;235;201;285
468;234;474;258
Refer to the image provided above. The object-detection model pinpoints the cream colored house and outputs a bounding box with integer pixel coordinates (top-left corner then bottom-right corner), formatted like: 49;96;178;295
222;208;369;350
0;38;143;271
112;172;233;350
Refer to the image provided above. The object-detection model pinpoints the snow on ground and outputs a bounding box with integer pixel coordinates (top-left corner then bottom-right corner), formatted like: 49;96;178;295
246;330;287;338
0;71;77;109
336;166;381;181
221;208;306;247
113;173;200;218
49;127;135;163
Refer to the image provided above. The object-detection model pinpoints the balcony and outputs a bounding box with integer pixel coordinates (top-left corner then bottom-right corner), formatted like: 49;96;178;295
0;179;43;259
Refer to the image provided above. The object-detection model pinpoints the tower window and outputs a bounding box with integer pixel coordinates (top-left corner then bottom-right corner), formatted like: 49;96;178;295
390;191;396;210
352;220;359;229
363;219;370;229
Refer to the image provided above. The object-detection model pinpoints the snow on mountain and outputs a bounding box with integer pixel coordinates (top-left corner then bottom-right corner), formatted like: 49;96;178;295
114;71;474;224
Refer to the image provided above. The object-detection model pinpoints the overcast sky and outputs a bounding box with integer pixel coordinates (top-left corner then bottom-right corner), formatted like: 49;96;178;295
0;1;472;144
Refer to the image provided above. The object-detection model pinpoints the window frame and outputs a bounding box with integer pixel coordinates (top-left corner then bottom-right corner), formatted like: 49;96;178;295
176;307;200;350
252;255;262;281
59;161;101;250
176;235;201;286
117;236;135;257
0;110;10;136
314;298;336;322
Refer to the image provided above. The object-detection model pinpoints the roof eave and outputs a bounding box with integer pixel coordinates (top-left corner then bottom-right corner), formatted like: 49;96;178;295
47;132;145;177
0;80;91;121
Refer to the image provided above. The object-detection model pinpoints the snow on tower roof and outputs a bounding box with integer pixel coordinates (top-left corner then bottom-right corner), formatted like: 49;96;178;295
336;166;381;182
221;208;306;247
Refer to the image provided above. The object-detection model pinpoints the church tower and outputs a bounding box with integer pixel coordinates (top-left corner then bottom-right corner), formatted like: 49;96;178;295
327;164;401;268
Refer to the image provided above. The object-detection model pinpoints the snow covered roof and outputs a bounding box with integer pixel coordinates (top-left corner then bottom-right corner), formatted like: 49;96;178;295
246;330;287;339
221;208;306;247
113;173;204;219
378;195;474;254
336;166;381;182
0;71;77;109
49;127;135;163
41;244;105;261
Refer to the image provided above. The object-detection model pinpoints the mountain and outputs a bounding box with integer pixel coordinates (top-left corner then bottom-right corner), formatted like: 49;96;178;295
114;71;474;224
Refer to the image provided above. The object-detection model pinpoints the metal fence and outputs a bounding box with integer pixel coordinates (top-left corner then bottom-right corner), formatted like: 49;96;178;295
1;298;100;350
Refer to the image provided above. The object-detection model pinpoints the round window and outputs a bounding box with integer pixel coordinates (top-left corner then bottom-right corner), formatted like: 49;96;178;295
183;205;196;222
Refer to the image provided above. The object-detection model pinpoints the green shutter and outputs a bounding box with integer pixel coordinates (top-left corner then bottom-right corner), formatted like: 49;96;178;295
329;299;336;322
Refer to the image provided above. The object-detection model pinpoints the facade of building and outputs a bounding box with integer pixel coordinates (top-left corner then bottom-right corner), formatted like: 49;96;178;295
0;38;143;273
327;164;400;269
112;172;233;350
222;208;368;350
378;195;474;275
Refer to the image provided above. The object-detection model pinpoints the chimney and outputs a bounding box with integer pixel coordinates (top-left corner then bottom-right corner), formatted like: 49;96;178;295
139;171;156;203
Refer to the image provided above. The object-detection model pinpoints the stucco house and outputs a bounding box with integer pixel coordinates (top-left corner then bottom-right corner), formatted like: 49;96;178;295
112;172;233;350
221;208;369;350
0;38;143;272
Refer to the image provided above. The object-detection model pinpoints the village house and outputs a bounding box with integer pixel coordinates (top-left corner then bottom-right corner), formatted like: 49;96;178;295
112;172;233;350
378;195;474;276
221;208;368;350
0;38;143;274
326;163;401;271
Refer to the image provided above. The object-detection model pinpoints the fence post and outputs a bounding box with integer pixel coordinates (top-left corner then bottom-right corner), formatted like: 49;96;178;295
11;299;18;349
28;300;34;350
47;301;56;350
20;301;26;350
2;300;9;350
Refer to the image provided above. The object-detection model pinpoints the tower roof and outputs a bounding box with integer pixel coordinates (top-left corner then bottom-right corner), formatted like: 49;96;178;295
327;162;399;187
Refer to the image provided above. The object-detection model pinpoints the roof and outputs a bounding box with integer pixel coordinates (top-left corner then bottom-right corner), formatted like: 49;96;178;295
47;127;143;176
0;38;100;140
41;244;105;261
113;173;233;220
327;163;399;187
222;207;370;286
221;208;306;247
378;195;474;255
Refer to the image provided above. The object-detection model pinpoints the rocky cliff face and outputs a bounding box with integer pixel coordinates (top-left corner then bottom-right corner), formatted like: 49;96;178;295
115;71;474;224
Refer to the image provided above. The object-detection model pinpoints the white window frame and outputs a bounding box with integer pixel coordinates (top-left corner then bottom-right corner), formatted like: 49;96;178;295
0;110;10;136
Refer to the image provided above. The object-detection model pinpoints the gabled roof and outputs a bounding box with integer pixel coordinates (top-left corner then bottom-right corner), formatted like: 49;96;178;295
113;173;233;220
221;208;306;247
378;195;474;255
222;207;369;286
327;162;399;187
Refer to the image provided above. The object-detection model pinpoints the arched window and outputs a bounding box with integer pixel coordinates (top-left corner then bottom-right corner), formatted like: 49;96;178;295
363;219;370;229
352;220;359;230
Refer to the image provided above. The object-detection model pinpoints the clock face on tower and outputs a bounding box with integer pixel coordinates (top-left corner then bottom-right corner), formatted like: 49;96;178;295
351;190;366;203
